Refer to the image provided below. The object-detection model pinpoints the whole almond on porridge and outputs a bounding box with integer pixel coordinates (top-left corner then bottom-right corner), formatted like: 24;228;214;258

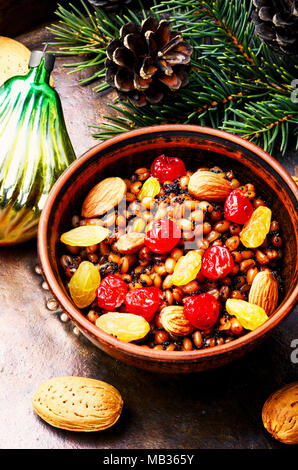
160;305;194;336
188;170;232;201
115;232;145;254
82;177;127;218
32;376;123;432
248;270;278;316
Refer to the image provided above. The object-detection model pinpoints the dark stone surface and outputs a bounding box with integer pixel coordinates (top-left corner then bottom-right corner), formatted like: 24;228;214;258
0;238;297;449
0;0;57;37
0;22;297;449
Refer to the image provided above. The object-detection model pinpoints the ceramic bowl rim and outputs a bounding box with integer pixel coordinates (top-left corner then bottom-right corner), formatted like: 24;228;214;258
38;124;298;363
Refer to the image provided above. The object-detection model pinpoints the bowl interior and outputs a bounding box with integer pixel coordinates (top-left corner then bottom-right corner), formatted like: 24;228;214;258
44;127;298;338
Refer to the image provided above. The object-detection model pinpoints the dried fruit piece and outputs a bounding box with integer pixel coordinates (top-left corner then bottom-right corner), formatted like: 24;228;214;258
96;274;128;311
201;246;234;279
262;382;298;445
125;286;162;321
248;270;279;316
96;312;150;342
32;376;123;432
226;298;268;330
138;176;160;200
188;170;232;201
171;250;202;286
60;225;110;247
115;232;145;254
224;188;254;224
160;306;194;336
144;218;181;254
81;177;127;218
240;206;272;248
151;154;186;183
184;293;220;330
69;261;101;309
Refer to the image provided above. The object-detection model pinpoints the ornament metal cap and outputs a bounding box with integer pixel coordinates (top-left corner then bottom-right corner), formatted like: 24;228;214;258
29;49;55;73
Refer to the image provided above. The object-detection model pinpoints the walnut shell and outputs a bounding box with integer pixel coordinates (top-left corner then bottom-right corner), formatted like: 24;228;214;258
262;382;298;444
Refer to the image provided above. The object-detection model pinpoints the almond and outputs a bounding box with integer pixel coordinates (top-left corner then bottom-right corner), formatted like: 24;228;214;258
188;170;232;201
160;305;194;336
115;232;145;254
248;270;278;316
32;376;123;432
262;382;298;444
82;177;127;218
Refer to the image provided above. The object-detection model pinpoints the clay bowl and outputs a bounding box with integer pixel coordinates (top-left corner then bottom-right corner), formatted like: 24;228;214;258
38;125;298;374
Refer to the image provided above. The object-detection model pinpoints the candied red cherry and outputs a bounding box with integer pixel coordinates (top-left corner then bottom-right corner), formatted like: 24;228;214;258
150;154;186;183
201;245;234;279
224;188;253;225
96;274;128;310
184;293;219;330
125;286;162;322
145;218;181;254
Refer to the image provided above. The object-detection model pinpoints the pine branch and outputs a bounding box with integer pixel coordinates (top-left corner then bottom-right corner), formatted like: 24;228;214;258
47;0;298;154
93;60;249;139
47;1;147;84
222;95;298;154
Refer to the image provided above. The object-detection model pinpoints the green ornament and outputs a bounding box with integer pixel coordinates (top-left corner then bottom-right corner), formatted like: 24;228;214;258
0;50;76;245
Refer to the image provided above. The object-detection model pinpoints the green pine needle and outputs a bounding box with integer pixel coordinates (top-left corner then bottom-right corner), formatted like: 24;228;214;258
48;0;298;154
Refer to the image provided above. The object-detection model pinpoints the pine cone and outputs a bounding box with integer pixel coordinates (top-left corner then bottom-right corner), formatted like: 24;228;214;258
87;0;132;11
105;17;193;106
252;0;298;54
